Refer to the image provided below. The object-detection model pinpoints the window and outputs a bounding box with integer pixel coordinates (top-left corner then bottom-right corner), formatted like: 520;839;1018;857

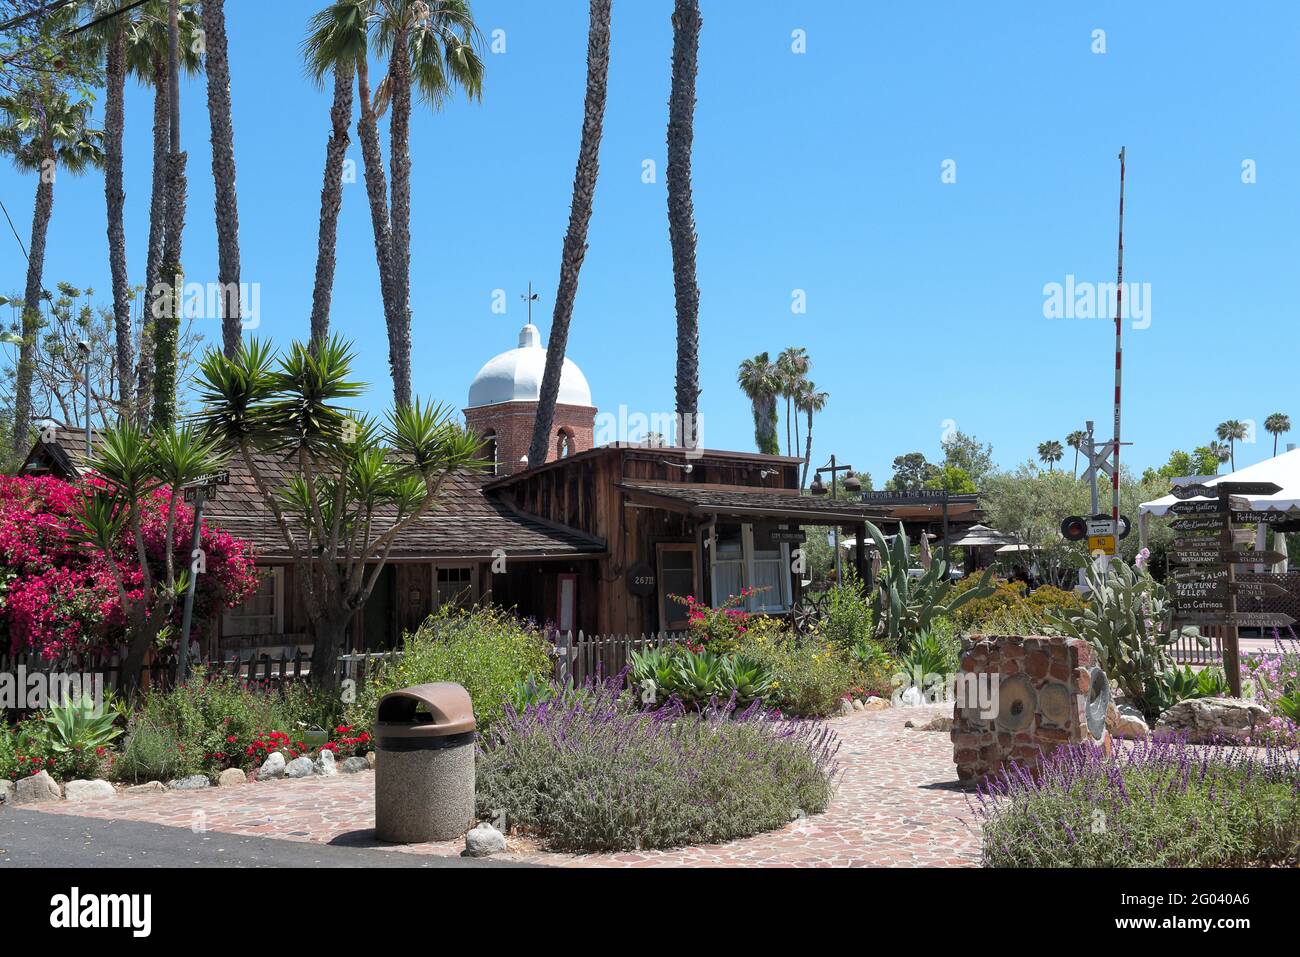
658;544;698;630
223;567;283;637
709;523;792;613
483;431;498;475
435;566;474;609
556;428;573;458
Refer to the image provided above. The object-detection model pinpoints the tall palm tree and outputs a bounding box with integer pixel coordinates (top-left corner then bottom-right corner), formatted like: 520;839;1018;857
796;379;827;489
126;0;202;427
201;0;242;356
1037;439;1063;472
0;91;103;455
1208;440;1231;474
302;0;366;344
151;0;190;430
372;0;484;407
1065;429;1087;479
667;0;701;447
736;352;780;456
1215;419;1248;471
527;0;612;468
776;346;808;457
1265;412;1291;457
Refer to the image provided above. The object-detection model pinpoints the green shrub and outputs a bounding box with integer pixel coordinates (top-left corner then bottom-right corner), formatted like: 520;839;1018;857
113;715;192;783
478;681;839;852
818;576;874;652
738;618;859;717
950;579;1082;632
978;738;1300;867
351;605;552;734
628;646;776;709
0;721;18;781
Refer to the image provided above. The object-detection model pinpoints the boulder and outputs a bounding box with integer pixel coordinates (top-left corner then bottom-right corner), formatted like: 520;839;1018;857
862;696;890;712
464;822;507;857
313;750;337;776
919;715;953;732
15;770;60;804
838;698;854;717
366;751;376;769
284;756;314;779
0;780;15;804
899;685;925;708
339;757;369;774
1108;702;1150;741
258;752;286;780
218;768;247;788
123;781;165;795
168;774;210;791
1155;696;1270;743
851;698;865;711
64;779;116;802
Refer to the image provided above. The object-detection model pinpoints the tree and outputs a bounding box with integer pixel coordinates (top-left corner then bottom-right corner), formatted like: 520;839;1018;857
301;0;365;343
193;337;481;688
776;346;808;457
200;0;242;356
0;85;103;456
1065;429;1087;479
667;0;701;448
736;351;780;456
924;464;976;494
1037;439;1063;472
71;422;235;691
1215;420;1248;471
528;0;611;468
1207;440;1231;474
940;429;993;487
371;0;484;407
888;452;933;491
1265;412;1291;457
796;378;826;489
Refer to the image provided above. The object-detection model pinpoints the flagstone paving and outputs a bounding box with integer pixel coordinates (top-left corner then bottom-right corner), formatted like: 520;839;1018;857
26;704;981;867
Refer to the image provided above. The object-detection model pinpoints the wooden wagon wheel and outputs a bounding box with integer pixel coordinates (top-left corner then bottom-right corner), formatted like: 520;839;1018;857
791;592;827;635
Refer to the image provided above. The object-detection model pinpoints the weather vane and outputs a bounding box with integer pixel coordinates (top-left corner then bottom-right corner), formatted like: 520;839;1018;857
521;282;540;324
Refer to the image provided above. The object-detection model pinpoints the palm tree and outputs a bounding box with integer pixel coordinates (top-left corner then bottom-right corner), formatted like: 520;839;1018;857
302;0;366;344
200;0;242;357
1215;420;1248;471
1065;429;1087;479
667;0;701;447
527;0;612;468
796;380;827;489
1265;412;1291;457
0;90;103;456
126;0;202;427
1037;439;1063;472
372;0;484;407
776;346;808;457
1208;440;1231;474
737;352;780;456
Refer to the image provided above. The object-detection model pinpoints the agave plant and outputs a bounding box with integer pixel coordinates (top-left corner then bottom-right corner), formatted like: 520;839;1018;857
864;521;995;650
1047;558;1205;721
35;694;125;756
721;654;777;706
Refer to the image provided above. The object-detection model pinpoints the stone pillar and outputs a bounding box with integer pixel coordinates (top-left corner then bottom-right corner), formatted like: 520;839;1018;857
952;634;1111;785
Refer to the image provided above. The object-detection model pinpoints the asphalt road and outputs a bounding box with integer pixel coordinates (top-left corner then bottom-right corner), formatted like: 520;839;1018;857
0;808;519;868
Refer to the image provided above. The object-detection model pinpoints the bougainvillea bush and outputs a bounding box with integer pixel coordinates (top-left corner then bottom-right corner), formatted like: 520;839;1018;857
477;678;840;852
0;475;259;658
975;737;1300;868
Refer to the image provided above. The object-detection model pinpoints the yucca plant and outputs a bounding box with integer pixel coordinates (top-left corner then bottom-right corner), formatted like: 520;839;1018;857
864;521;994;650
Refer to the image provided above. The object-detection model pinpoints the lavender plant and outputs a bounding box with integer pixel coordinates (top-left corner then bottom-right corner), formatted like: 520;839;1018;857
476;678;840;852
974;736;1300;867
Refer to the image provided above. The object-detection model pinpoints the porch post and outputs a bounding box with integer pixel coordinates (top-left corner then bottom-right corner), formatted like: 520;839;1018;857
855;522;866;582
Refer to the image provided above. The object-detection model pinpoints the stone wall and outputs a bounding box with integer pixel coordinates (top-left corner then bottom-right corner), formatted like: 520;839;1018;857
952;634;1111;784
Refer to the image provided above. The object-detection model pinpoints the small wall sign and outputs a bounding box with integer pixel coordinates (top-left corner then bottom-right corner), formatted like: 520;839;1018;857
626;562;656;596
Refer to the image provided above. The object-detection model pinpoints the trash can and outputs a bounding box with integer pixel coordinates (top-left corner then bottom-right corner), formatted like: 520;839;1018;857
374;682;476;843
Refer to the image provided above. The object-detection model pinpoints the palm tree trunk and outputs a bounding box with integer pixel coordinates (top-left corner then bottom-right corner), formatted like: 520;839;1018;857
104;30;133;425
309;64;355;344
11;160;54;456
793;401;801;460
386;23;413;408
528;0;613;468
801;406;814;488
1072;447;1079;479
138;59;169;428
355;57;399;380
153;0;188;430
667;0;701;448
201;0;242;357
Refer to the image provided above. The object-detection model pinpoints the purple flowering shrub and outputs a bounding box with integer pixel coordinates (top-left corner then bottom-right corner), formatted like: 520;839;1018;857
476;678;840;852
974;736;1300;867
1242;631;1300;747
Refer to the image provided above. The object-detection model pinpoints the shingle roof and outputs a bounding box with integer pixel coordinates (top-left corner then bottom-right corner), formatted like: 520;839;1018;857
24;427;606;561
617;482;891;523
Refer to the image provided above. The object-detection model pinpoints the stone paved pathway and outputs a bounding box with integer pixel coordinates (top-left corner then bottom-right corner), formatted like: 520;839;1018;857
26;704;981;867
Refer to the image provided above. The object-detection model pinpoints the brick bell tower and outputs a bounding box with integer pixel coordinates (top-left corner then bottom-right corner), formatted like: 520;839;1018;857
464;321;596;476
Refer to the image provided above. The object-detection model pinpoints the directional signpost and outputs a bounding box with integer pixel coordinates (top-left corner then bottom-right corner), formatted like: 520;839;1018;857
1166;481;1286;697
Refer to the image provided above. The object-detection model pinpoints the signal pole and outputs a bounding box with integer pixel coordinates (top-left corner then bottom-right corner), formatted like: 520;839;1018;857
1111;147;1126;548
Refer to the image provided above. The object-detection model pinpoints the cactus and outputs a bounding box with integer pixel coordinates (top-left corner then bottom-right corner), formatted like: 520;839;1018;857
1047;558;1206;721
864;521;995;650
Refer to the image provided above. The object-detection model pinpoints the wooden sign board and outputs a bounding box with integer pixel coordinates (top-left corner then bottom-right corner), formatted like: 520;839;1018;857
1175;611;1296;628
1231;510;1292;525
1173;579;1227;600
1174;597;1230;613
1221;550;1286;565
1233;581;1290;599
1169;483;1217;500
1169;516;1227;532
1173;565;1228;583
1170;547;1223;565
1167;499;1238;516
1216;481;1283;496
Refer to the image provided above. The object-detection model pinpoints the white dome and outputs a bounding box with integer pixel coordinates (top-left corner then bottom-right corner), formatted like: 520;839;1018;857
467;323;593;409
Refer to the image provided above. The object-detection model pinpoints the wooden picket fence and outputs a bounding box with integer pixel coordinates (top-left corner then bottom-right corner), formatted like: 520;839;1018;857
1173;625;1224;666
550;630;688;685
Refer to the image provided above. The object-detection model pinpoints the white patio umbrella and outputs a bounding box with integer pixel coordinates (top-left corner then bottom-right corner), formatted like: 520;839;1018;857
919;531;933;569
1274;529;1289;573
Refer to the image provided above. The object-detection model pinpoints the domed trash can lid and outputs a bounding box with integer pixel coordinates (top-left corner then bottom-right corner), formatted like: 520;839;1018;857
375;683;475;748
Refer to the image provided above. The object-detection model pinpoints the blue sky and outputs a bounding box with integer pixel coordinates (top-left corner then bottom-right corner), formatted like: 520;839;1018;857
5;0;1300;483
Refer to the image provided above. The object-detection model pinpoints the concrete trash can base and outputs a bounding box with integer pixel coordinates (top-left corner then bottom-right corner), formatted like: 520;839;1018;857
373;682;477;844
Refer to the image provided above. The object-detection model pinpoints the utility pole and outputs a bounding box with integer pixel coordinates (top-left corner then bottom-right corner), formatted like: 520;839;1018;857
1111;147;1126;549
